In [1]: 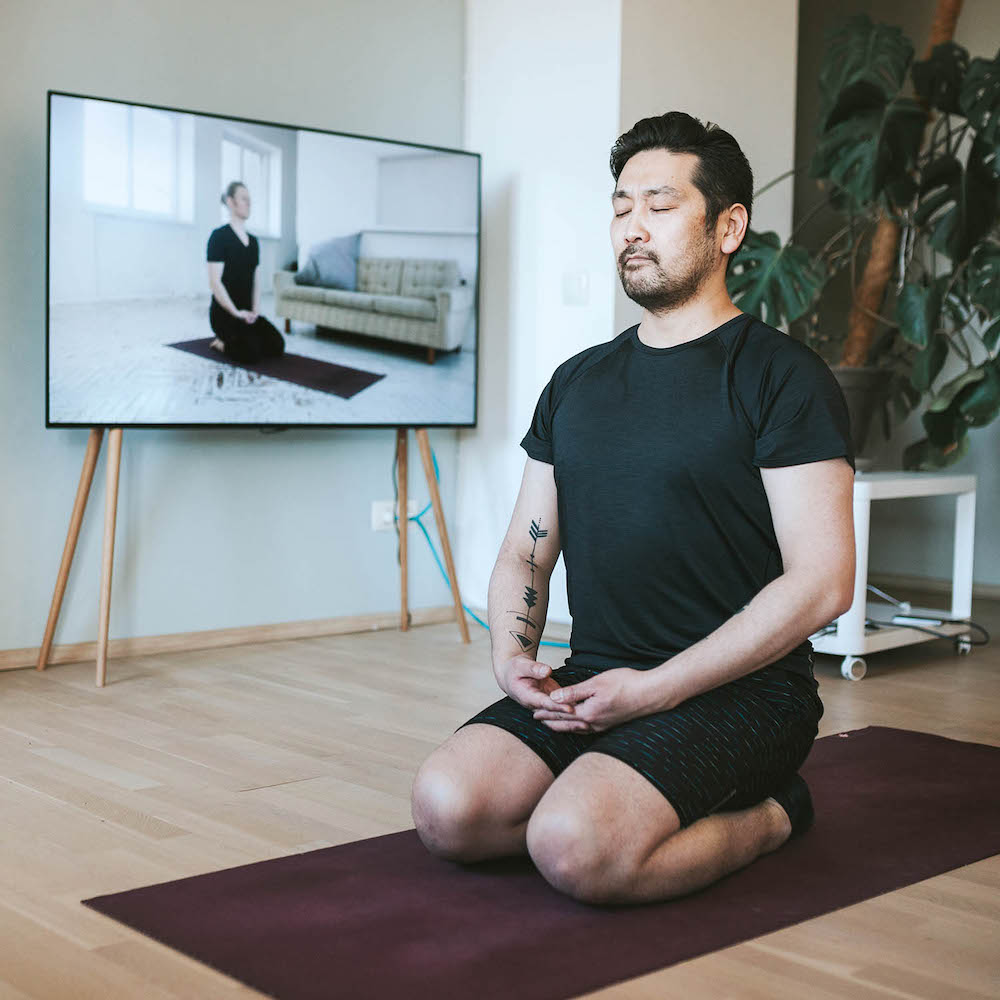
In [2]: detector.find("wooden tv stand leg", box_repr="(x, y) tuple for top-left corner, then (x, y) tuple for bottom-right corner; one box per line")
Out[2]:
(37, 428), (105, 671)
(397, 428), (409, 632)
(96, 428), (123, 687)
(415, 429), (469, 643)
(284, 318), (290, 333)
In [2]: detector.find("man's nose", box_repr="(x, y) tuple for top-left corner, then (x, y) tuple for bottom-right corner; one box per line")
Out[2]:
(625, 213), (649, 242)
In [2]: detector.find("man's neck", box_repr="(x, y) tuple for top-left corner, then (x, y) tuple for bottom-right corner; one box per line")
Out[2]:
(636, 284), (742, 350)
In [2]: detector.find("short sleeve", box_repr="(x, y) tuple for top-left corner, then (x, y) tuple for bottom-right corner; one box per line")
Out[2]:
(752, 343), (856, 472)
(519, 375), (558, 465)
(250, 236), (260, 268)
(206, 229), (225, 263)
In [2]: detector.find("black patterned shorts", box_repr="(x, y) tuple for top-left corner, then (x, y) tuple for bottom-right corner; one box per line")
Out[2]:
(455, 662), (824, 829)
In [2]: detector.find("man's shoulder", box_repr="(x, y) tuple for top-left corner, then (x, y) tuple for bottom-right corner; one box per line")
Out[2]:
(724, 314), (829, 370)
(549, 327), (633, 391)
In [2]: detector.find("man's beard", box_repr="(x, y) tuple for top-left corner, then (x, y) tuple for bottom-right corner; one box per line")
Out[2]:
(618, 235), (717, 313)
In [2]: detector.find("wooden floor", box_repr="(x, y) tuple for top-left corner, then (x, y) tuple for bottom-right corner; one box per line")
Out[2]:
(1, 590), (997, 999)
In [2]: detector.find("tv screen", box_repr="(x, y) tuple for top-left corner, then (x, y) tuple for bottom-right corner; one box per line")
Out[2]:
(46, 91), (480, 428)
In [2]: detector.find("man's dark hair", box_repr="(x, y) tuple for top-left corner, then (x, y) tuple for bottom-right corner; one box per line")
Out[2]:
(610, 112), (753, 271)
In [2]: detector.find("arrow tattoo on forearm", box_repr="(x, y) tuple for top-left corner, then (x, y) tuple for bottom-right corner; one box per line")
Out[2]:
(509, 518), (547, 652)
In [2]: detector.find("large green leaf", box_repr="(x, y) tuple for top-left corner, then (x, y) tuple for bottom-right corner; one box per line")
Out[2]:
(911, 42), (969, 114)
(956, 361), (1000, 426)
(967, 240), (1000, 314)
(923, 404), (969, 448)
(810, 94), (926, 212)
(912, 139), (1000, 261)
(960, 49), (1000, 146)
(902, 431), (970, 470)
(927, 367), (986, 412)
(982, 317), (1000, 352)
(912, 42), (969, 114)
(817, 14), (914, 130)
(725, 229), (827, 328)
(895, 279), (943, 348)
(909, 332), (949, 392)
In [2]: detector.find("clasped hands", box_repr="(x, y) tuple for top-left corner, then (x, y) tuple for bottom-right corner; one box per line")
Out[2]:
(535, 666), (654, 732)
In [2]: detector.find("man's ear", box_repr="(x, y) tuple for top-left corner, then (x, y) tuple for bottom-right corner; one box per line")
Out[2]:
(721, 204), (748, 257)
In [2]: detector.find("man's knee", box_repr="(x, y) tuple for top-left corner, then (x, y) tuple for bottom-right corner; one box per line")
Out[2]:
(526, 807), (620, 902)
(410, 759), (490, 862)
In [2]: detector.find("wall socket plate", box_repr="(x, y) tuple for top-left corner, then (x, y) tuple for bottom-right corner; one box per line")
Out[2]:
(371, 499), (420, 531)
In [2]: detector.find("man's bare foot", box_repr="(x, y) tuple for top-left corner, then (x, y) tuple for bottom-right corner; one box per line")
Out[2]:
(209, 338), (225, 353)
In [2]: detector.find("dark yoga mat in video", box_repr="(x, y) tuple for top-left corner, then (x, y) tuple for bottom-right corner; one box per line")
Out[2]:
(83, 727), (1000, 1000)
(168, 338), (385, 399)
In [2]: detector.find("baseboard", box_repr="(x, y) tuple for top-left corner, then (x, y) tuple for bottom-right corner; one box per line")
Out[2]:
(7, 574), (993, 674)
(1, 605), (460, 673)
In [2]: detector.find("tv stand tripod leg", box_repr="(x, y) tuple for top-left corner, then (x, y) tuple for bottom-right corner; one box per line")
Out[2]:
(415, 429), (469, 643)
(96, 428), (123, 687)
(37, 428), (105, 671)
(397, 428), (409, 631)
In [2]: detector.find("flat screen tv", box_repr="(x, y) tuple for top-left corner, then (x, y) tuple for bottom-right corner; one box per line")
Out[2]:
(46, 91), (480, 428)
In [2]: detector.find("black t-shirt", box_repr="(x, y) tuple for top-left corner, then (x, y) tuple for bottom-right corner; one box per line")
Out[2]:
(520, 313), (855, 680)
(206, 224), (259, 312)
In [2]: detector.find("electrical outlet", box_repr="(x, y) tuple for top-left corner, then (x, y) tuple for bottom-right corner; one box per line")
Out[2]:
(371, 499), (420, 531)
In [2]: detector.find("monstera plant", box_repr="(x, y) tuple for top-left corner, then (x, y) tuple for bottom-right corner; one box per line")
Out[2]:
(726, 13), (1000, 470)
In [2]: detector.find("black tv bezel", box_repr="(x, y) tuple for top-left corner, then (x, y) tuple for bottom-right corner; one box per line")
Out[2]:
(45, 89), (481, 431)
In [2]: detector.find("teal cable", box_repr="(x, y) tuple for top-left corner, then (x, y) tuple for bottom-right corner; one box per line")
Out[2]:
(392, 443), (570, 649)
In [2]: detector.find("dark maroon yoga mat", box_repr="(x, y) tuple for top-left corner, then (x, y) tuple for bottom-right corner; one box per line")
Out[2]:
(83, 727), (1000, 1000)
(168, 338), (385, 398)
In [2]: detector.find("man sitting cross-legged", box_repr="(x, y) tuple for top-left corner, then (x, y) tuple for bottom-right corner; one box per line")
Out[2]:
(410, 111), (856, 906)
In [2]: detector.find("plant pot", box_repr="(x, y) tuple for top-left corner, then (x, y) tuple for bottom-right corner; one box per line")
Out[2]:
(830, 365), (894, 471)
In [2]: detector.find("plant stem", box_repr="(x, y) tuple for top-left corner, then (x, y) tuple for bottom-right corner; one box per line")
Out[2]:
(753, 161), (811, 199)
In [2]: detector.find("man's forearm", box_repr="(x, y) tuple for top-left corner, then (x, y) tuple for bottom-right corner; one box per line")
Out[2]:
(639, 573), (849, 713)
(487, 549), (552, 672)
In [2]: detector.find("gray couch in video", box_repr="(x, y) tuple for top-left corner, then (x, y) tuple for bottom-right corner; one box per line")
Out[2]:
(274, 257), (474, 363)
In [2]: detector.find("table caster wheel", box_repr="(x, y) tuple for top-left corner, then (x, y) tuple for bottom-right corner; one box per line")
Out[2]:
(955, 635), (972, 655)
(841, 656), (867, 680)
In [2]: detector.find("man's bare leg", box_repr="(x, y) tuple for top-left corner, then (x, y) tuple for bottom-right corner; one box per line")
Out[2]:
(607, 798), (792, 904)
(526, 752), (796, 905)
(411, 723), (555, 863)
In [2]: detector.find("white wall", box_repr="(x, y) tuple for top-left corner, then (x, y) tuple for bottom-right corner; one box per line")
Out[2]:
(457, 0), (800, 626)
(458, 0), (624, 625)
(0, 0), (466, 652)
(377, 153), (478, 231)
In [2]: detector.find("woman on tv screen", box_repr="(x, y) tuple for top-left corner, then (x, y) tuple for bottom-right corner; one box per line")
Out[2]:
(206, 181), (285, 363)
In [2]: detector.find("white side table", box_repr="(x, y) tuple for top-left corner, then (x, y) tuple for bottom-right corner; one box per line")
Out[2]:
(809, 471), (977, 680)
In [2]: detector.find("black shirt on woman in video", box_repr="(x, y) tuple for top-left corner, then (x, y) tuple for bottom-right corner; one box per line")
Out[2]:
(520, 312), (855, 681)
(206, 223), (259, 319)
(205, 224), (284, 363)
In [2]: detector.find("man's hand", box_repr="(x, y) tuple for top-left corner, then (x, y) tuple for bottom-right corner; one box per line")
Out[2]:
(532, 668), (651, 733)
(495, 655), (569, 715)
